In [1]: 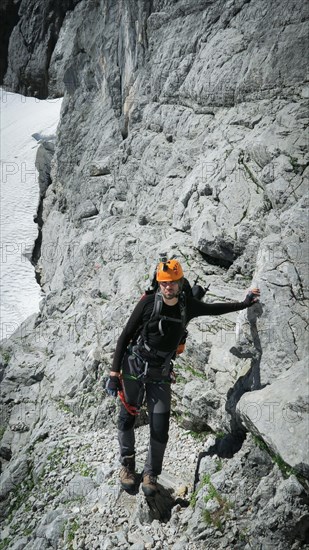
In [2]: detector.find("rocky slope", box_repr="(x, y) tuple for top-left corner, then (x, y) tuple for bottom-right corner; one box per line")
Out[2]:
(1, 0), (308, 548)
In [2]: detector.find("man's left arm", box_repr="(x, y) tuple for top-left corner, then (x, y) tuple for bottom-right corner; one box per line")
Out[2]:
(188, 288), (260, 318)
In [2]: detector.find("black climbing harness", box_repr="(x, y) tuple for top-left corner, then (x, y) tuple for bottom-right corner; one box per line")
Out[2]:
(141, 290), (187, 350)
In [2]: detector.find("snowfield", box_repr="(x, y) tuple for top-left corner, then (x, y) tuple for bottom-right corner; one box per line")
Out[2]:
(0, 89), (62, 340)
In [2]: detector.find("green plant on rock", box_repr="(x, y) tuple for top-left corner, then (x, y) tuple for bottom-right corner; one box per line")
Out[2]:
(252, 435), (297, 478)
(204, 495), (232, 532)
(273, 453), (296, 478)
(190, 473), (211, 508)
(98, 291), (109, 301)
(187, 430), (209, 441)
(190, 489), (197, 508)
(107, 477), (117, 486)
(184, 364), (207, 379)
(175, 362), (206, 379)
(47, 446), (66, 470)
(171, 409), (189, 422)
(252, 434), (268, 451)
(203, 509), (223, 531)
(239, 528), (250, 542)
(192, 473), (233, 532)
(288, 155), (301, 174)
(57, 400), (71, 414)
(7, 476), (35, 521)
(72, 461), (95, 477)
(173, 371), (186, 384)
(64, 519), (79, 550)
(0, 349), (11, 365)
(9, 523), (20, 535)
(203, 479), (218, 503)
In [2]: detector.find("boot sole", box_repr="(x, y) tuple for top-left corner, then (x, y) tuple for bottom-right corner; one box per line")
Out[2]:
(142, 485), (157, 497)
(120, 481), (136, 490)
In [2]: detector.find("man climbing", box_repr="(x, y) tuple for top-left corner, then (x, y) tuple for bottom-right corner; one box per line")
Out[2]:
(106, 258), (260, 497)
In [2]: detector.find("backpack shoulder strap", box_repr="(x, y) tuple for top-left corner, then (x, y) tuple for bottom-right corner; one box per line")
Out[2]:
(178, 291), (187, 328)
(141, 290), (188, 345)
(151, 290), (187, 326)
(139, 291), (163, 344)
(150, 291), (163, 320)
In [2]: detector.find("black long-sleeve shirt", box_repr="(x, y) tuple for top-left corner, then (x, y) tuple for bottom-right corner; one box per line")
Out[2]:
(112, 294), (248, 372)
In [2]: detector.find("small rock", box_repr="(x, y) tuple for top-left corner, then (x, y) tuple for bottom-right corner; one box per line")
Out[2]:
(130, 543), (145, 550)
(175, 485), (188, 498)
(137, 215), (148, 225)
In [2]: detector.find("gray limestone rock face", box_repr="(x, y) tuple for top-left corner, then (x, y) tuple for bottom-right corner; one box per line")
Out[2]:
(0, 0), (20, 82)
(181, 380), (222, 432)
(0, 454), (29, 501)
(237, 360), (309, 478)
(35, 508), (68, 548)
(1, 0), (308, 548)
(2, 0), (80, 98)
(35, 139), (55, 197)
(8, 537), (30, 550)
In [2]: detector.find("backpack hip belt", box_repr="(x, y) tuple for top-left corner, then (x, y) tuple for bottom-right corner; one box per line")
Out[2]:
(132, 340), (174, 372)
(126, 343), (173, 382)
(139, 338), (173, 359)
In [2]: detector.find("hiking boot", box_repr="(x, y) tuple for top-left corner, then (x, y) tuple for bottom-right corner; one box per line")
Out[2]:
(142, 474), (157, 497)
(119, 455), (136, 490)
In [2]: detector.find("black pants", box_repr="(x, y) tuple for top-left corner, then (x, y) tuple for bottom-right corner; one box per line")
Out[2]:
(117, 349), (171, 476)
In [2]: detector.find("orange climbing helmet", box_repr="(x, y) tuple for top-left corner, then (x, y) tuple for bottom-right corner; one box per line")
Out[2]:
(156, 259), (184, 282)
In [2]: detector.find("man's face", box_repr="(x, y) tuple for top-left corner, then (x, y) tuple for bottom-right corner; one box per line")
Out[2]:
(159, 280), (180, 301)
